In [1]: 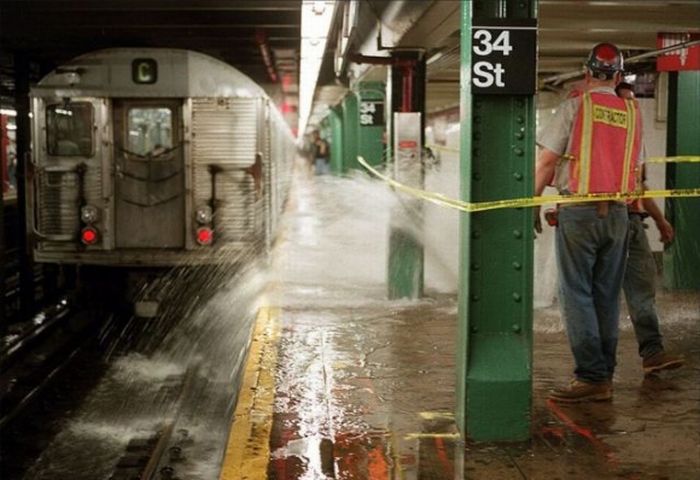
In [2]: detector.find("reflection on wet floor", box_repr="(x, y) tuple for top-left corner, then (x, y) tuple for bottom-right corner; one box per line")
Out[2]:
(263, 168), (700, 479)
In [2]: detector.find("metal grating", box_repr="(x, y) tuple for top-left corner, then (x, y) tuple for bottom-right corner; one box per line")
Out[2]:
(192, 98), (258, 165)
(37, 163), (102, 240)
(38, 170), (79, 236)
(191, 97), (263, 245)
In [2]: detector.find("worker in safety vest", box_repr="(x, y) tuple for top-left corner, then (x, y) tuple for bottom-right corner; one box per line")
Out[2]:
(615, 82), (684, 375)
(535, 43), (642, 403)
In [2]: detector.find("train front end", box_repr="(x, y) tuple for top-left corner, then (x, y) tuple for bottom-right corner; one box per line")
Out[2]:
(28, 49), (292, 270)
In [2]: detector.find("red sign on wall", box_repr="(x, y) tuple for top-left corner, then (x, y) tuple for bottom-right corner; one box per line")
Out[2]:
(656, 33), (700, 71)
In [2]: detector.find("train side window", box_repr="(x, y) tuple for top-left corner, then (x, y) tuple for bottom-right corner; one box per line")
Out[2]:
(127, 108), (173, 156)
(46, 102), (94, 157)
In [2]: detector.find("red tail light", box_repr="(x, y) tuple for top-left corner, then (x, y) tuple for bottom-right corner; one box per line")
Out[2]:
(196, 227), (214, 246)
(81, 226), (99, 245)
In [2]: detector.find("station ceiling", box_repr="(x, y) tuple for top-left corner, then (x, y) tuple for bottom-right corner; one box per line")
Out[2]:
(0, 0), (302, 111)
(342, 0), (700, 113)
(1, 0), (699, 123)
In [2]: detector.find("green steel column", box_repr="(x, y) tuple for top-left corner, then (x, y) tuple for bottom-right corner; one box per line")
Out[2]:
(320, 117), (332, 155)
(341, 93), (358, 174)
(356, 81), (386, 168)
(457, 0), (536, 441)
(663, 71), (700, 289)
(388, 52), (426, 300)
(329, 106), (344, 174)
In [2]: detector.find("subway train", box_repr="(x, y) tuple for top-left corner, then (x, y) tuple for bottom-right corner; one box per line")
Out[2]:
(27, 48), (295, 311)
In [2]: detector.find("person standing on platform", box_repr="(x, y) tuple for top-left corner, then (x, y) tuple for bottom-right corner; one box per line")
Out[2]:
(615, 82), (685, 375)
(535, 43), (642, 403)
(311, 130), (330, 175)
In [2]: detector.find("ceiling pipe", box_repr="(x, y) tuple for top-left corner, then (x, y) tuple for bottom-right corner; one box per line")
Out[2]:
(349, 1), (432, 81)
(347, 53), (419, 67)
(255, 28), (278, 83)
(541, 38), (700, 86)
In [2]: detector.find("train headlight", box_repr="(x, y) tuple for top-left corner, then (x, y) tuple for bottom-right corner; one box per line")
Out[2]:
(81, 226), (99, 245)
(196, 227), (214, 246)
(195, 206), (213, 225)
(80, 205), (99, 224)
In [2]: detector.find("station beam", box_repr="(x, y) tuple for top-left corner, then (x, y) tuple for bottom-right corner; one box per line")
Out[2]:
(14, 53), (35, 319)
(457, 0), (537, 442)
(663, 71), (700, 290)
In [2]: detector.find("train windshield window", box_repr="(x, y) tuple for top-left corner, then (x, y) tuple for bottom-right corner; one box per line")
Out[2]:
(127, 108), (173, 156)
(46, 102), (94, 156)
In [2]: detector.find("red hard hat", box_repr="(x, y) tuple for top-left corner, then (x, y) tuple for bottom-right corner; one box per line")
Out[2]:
(586, 43), (624, 79)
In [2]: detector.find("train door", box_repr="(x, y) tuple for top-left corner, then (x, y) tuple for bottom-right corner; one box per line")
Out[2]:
(113, 99), (184, 248)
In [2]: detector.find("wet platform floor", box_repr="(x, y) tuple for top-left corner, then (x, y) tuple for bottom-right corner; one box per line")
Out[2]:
(260, 298), (699, 480)
(231, 170), (700, 480)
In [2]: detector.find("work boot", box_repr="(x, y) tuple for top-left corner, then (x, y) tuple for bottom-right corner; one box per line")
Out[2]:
(548, 379), (612, 403)
(643, 351), (685, 375)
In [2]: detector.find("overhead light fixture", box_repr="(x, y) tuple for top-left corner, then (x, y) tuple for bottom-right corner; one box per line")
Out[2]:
(426, 51), (444, 65)
(298, 0), (337, 137)
(313, 1), (326, 14)
(0, 108), (17, 117)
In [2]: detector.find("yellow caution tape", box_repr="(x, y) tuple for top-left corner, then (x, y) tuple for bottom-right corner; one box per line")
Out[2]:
(357, 156), (700, 213)
(426, 144), (700, 164)
(559, 153), (700, 164)
(419, 411), (455, 420)
(646, 156), (700, 163)
(427, 144), (459, 154)
(404, 432), (462, 440)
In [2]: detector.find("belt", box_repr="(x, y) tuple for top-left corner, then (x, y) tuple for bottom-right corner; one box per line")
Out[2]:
(559, 200), (626, 209)
(628, 211), (650, 219)
(559, 200), (626, 218)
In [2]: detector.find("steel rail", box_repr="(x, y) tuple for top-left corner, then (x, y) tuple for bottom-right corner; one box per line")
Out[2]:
(140, 364), (198, 480)
(0, 344), (82, 430)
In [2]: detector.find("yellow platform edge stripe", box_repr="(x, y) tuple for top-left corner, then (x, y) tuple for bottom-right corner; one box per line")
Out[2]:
(220, 306), (280, 480)
(426, 144), (700, 164)
(403, 432), (462, 440)
(357, 156), (700, 213)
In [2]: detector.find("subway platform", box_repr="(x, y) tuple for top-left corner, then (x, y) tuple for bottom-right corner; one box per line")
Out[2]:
(220, 165), (700, 480)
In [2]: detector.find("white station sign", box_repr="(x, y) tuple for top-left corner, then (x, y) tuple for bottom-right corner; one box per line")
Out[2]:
(471, 19), (537, 95)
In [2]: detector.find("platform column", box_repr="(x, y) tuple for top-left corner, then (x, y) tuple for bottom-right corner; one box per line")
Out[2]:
(319, 116), (332, 172)
(14, 53), (35, 320)
(356, 81), (386, 168)
(1, 114), (7, 325)
(341, 93), (358, 174)
(329, 106), (344, 174)
(387, 52), (425, 299)
(457, 0), (537, 441)
(663, 71), (700, 290)
(0, 149), (4, 325)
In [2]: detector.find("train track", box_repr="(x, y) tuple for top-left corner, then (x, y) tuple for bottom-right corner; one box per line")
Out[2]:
(0, 299), (88, 430)
(1, 279), (248, 479)
(0, 301), (111, 479)
(110, 365), (200, 480)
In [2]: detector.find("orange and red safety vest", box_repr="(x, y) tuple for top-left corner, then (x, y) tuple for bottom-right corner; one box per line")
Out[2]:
(565, 92), (642, 195)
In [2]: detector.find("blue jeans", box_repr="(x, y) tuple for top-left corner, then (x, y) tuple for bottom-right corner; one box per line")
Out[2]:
(556, 204), (630, 383)
(623, 215), (664, 359)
